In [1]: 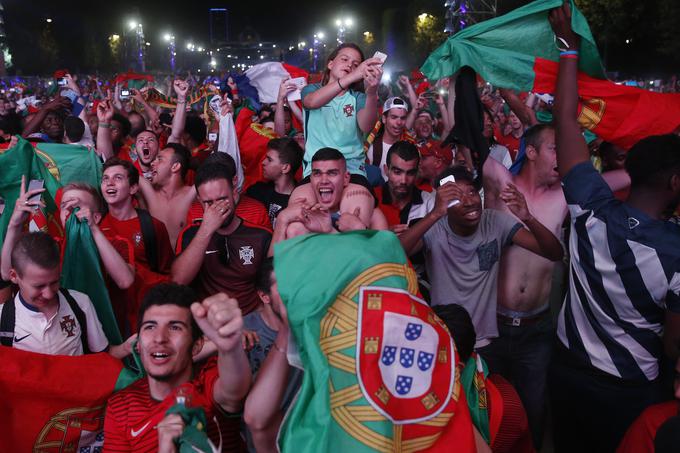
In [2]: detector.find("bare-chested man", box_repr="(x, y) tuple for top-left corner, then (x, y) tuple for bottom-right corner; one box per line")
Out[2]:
(482, 123), (630, 447)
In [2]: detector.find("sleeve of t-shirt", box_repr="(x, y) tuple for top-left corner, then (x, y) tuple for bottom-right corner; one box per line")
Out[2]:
(421, 218), (441, 253)
(486, 209), (523, 248)
(301, 83), (320, 104)
(562, 161), (615, 217)
(73, 290), (110, 353)
(176, 225), (200, 255)
(152, 217), (175, 274)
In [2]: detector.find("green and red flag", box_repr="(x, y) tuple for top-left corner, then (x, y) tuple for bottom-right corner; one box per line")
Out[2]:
(421, 0), (680, 149)
(0, 347), (129, 452)
(34, 142), (103, 188)
(274, 231), (475, 452)
(235, 102), (278, 190)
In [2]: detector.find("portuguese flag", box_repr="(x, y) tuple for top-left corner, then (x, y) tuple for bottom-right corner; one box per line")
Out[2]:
(0, 348), (129, 452)
(235, 102), (278, 190)
(421, 0), (680, 150)
(274, 231), (475, 452)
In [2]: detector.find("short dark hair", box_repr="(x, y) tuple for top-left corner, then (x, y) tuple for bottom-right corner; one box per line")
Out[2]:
(625, 134), (680, 189)
(102, 157), (140, 186)
(11, 232), (60, 276)
(386, 141), (420, 168)
(432, 304), (475, 363)
(137, 283), (202, 342)
(195, 161), (234, 190)
(268, 137), (303, 174)
(523, 123), (553, 151)
(433, 165), (476, 188)
(184, 115), (207, 145)
(255, 257), (274, 294)
(203, 152), (237, 180)
(416, 109), (435, 122)
(163, 143), (191, 179)
(111, 113), (131, 138)
(64, 116), (85, 142)
(311, 147), (345, 163)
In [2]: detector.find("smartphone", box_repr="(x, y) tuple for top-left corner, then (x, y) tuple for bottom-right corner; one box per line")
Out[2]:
(287, 77), (307, 102)
(57, 77), (68, 87)
(120, 89), (131, 99)
(439, 175), (460, 207)
(373, 51), (387, 64)
(289, 77), (307, 89)
(27, 179), (44, 209)
(208, 132), (218, 142)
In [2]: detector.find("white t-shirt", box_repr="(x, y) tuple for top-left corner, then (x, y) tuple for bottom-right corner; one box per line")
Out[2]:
(0, 289), (109, 356)
(367, 141), (395, 181)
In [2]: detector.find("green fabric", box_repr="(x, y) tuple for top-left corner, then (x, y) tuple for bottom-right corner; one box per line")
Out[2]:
(420, 0), (604, 91)
(460, 354), (490, 443)
(274, 230), (412, 452)
(535, 110), (554, 124)
(127, 79), (148, 91)
(166, 403), (214, 453)
(35, 143), (103, 187)
(113, 338), (145, 391)
(61, 211), (122, 345)
(0, 137), (61, 247)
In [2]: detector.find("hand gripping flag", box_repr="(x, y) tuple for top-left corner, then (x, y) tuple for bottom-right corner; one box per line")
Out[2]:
(421, 0), (680, 150)
(274, 230), (475, 452)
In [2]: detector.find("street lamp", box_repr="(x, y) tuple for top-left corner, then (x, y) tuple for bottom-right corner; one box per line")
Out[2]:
(313, 32), (326, 72)
(163, 33), (176, 72)
(128, 20), (138, 31)
(335, 17), (353, 44)
(46, 18), (52, 23)
(127, 20), (145, 72)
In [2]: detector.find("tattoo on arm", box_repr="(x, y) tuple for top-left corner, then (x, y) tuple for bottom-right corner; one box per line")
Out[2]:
(345, 189), (372, 198)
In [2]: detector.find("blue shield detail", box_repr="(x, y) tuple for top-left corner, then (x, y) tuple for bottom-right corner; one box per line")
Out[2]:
(395, 375), (413, 395)
(381, 346), (397, 366)
(417, 351), (434, 371)
(400, 347), (415, 368)
(404, 322), (422, 341)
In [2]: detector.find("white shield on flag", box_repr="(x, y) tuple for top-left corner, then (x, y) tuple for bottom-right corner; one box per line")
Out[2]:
(378, 312), (438, 398)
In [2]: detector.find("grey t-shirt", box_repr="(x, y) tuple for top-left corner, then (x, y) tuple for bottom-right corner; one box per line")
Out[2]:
(422, 209), (522, 348)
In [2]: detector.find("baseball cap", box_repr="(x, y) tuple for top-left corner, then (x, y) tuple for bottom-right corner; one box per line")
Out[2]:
(383, 96), (409, 114)
(419, 140), (453, 165)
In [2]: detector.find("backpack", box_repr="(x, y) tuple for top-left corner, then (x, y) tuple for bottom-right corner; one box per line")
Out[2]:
(0, 288), (90, 354)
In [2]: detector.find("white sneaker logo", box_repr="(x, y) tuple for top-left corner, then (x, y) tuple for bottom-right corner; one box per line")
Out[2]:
(130, 421), (151, 438)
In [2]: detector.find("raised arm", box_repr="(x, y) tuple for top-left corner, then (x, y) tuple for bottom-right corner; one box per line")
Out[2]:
(191, 293), (251, 413)
(550, 3), (588, 178)
(502, 183), (563, 261)
(95, 100), (115, 160)
(399, 183), (457, 255)
(131, 88), (159, 125)
(303, 57), (382, 110)
(167, 80), (189, 144)
(275, 78), (296, 137)
(398, 75), (419, 130)
(357, 61), (382, 133)
(22, 97), (71, 138)
(171, 199), (230, 284)
(499, 88), (538, 127)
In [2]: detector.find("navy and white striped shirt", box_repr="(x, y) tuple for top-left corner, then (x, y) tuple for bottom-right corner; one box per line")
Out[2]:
(557, 162), (680, 382)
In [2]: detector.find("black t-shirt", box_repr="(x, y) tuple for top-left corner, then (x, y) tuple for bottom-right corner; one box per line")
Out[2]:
(176, 221), (272, 315)
(246, 181), (291, 227)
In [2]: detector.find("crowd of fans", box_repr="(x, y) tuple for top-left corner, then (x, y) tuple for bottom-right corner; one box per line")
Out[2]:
(0, 5), (679, 452)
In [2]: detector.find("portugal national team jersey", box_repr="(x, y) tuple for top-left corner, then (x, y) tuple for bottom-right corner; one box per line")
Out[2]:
(103, 359), (242, 452)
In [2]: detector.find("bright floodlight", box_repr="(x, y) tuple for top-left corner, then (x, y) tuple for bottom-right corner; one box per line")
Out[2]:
(46, 18), (53, 23)
(344, 18), (353, 27)
(335, 19), (342, 27)
(128, 21), (138, 30)
(187, 42), (192, 49)
(163, 33), (171, 42)
(210, 59), (217, 67)
(317, 31), (325, 40)
(382, 71), (391, 83)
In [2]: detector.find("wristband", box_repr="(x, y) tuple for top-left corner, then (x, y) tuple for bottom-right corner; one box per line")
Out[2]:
(560, 54), (579, 60)
(337, 79), (346, 91)
(176, 99), (186, 104)
(98, 122), (111, 128)
(560, 50), (579, 56)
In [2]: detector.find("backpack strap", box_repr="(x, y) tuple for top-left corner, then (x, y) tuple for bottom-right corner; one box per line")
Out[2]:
(136, 208), (159, 273)
(0, 298), (16, 347)
(59, 288), (90, 354)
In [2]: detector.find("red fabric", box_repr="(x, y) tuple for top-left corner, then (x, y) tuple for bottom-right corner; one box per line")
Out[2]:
(281, 63), (309, 82)
(112, 71), (154, 85)
(495, 133), (521, 161)
(239, 124), (278, 191)
(184, 196), (272, 234)
(617, 400), (680, 453)
(0, 348), (123, 452)
(533, 57), (680, 150)
(488, 374), (535, 453)
(373, 185), (401, 227)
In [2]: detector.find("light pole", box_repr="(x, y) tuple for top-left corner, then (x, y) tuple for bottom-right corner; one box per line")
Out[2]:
(128, 20), (146, 72)
(312, 31), (325, 72)
(335, 17), (353, 44)
(163, 33), (176, 72)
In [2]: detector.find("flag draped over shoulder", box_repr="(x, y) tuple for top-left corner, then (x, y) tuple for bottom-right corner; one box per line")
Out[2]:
(0, 347), (125, 452)
(62, 213), (123, 345)
(274, 231), (475, 452)
(421, 0), (680, 149)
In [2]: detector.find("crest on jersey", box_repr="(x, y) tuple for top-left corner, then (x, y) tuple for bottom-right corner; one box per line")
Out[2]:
(356, 286), (455, 424)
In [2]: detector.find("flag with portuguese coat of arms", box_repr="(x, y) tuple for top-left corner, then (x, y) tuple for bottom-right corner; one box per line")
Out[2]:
(274, 230), (475, 452)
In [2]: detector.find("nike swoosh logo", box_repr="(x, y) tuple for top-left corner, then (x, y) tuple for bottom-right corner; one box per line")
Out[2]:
(205, 250), (219, 254)
(130, 421), (151, 437)
(14, 334), (31, 343)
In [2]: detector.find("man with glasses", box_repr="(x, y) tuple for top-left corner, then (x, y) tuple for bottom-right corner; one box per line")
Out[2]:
(172, 162), (271, 316)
